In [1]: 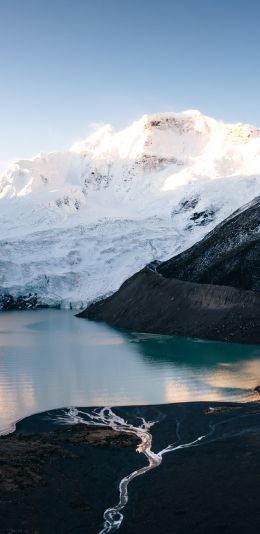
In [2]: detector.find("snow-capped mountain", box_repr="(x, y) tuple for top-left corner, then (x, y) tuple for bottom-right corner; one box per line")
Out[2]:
(0, 110), (260, 308)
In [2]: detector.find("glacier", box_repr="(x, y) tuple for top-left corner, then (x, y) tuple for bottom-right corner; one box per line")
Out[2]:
(0, 109), (260, 308)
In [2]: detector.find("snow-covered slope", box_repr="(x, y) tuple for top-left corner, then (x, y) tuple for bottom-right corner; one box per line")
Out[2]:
(0, 110), (260, 308)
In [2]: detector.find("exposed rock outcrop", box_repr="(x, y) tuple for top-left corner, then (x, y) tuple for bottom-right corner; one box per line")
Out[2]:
(0, 293), (48, 311)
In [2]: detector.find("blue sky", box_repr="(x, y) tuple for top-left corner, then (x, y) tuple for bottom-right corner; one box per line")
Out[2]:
(1, 0), (260, 169)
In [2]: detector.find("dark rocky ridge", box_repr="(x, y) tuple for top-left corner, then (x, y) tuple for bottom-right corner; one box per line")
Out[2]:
(159, 196), (260, 291)
(78, 198), (260, 343)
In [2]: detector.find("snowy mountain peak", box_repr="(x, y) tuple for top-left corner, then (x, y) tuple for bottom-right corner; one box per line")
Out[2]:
(1, 110), (260, 203)
(71, 110), (213, 161)
(0, 110), (259, 308)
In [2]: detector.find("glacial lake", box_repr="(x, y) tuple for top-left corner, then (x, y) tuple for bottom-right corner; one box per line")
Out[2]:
(0, 309), (260, 432)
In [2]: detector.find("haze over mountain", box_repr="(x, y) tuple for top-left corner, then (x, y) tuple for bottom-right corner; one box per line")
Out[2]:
(0, 110), (260, 308)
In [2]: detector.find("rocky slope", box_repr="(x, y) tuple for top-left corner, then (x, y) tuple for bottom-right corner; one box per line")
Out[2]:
(1, 110), (260, 308)
(158, 196), (260, 291)
(79, 199), (260, 343)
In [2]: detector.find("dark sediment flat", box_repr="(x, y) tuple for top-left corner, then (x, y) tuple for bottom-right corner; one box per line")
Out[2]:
(78, 269), (260, 343)
(0, 401), (260, 534)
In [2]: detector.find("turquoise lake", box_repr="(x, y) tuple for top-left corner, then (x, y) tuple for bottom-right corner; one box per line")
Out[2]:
(0, 309), (259, 432)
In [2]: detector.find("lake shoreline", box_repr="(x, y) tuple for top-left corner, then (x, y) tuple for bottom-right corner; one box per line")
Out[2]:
(78, 269), (260, 344)
(2, 309), (259, 435)
(1, 400), (260, 533)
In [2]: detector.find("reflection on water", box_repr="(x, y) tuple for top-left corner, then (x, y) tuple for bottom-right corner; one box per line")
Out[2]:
(0, 310), (259, 431)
